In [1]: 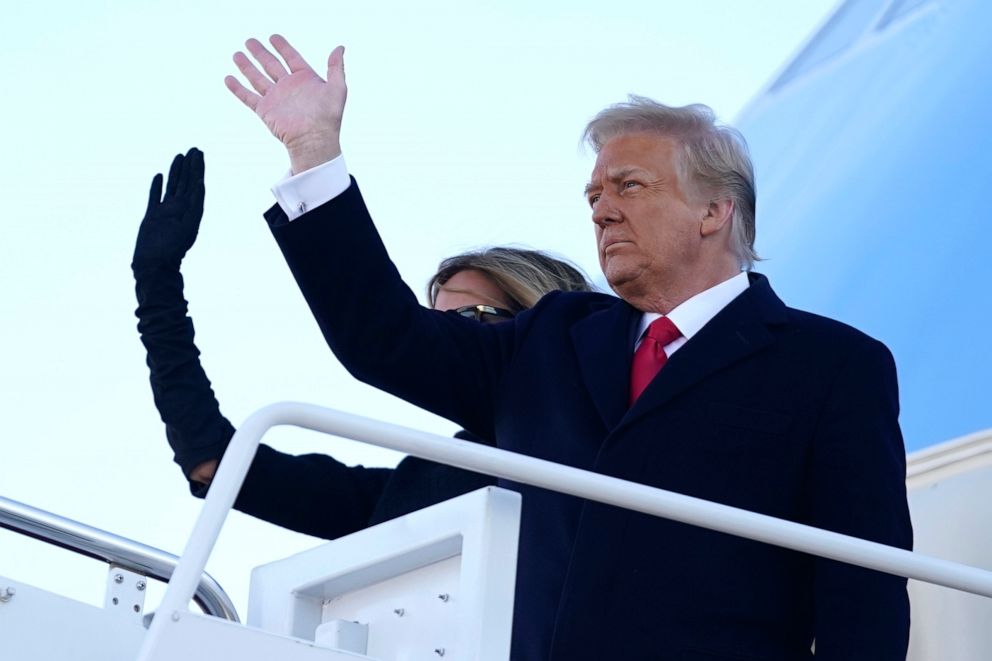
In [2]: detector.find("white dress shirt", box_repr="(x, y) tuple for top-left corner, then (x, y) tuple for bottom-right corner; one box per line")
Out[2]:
(633, 271), (750, 356)
(272, 155), (351, 221)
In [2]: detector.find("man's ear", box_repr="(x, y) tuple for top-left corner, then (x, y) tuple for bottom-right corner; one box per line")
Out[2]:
(700, 197), (734, 237)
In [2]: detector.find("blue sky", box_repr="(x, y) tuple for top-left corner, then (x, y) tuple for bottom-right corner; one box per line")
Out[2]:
(1, 0), (836, 617)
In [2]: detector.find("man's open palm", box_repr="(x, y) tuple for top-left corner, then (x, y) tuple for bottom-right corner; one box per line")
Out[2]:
(225, 34), (347, 173)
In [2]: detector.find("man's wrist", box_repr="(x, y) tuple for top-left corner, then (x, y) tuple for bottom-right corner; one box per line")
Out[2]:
(287, 134), (342, 175)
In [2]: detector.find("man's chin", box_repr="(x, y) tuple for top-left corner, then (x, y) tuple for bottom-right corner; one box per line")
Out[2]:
(605, 271), (638, 298)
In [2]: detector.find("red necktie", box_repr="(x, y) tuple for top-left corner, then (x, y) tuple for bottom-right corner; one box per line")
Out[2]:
(629, 316), (681, 406)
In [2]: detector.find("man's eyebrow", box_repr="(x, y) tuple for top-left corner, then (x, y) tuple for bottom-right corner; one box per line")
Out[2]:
(610, 166), (650, 182)
(584, 167), (651, 196)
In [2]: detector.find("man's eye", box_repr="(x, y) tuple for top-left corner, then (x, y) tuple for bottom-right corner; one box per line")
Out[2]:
(588, 194), (600, 206)
(623, 181), (640, 190)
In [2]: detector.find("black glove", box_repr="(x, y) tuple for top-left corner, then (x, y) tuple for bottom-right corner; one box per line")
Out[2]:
(132, 148), (205, 274)
(133, 148), (235, 481)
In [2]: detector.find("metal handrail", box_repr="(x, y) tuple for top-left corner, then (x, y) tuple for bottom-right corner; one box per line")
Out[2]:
(138, 401), (992, 659)
(0, 494), (239, 622)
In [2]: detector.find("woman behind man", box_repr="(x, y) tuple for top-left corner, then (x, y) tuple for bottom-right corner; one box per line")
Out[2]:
(132, 148), (593, 538)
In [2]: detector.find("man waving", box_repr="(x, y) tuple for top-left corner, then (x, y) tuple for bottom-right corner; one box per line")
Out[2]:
(225, 35), (911, 661)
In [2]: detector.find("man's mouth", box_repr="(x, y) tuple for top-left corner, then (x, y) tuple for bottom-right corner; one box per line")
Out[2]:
(602, 239), (632, 252)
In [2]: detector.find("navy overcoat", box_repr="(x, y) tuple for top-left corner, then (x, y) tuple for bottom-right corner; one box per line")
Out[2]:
(265, 180), (911, 661)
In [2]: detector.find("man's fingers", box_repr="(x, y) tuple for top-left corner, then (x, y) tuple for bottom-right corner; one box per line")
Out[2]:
(233, 51), (272, 95)
(326, 45), (346, 85)
(245, 37), (289, 82)
(224, 75), (261, 111)
(270, 34), (315, 75)
(164, 153), (184, 198)
(146, 173), (163, 216)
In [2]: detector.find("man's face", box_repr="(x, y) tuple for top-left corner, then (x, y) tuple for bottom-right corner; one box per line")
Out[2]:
(585, 132), (711, 303)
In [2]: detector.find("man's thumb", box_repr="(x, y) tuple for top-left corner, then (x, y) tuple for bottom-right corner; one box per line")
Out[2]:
(327, 45), (346, 82)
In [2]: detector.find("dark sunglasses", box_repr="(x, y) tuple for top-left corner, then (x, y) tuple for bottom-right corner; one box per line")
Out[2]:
(455, 304), (516, 323)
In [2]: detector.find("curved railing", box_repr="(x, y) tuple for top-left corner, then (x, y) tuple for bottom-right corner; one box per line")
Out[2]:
(0, 494), (239, 622)
(138, 401), (992, 659)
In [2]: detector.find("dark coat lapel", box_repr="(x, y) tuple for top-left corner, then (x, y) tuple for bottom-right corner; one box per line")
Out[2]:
(569, 297), (640, 430)
(621, 274), (789, 428)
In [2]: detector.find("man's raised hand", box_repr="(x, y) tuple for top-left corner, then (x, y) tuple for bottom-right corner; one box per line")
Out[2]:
(225, 35), (347, 174)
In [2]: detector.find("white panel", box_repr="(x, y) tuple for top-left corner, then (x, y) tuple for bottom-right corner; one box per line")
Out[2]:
(315, 619), (370, 655)
(0, 576), (145, 661)
(321, 556), (460, 660)
(248, 486), (521, 661)
(907, 434), (992, 661)
(103, 565), (147, 620)
(141, 611), (368, 661)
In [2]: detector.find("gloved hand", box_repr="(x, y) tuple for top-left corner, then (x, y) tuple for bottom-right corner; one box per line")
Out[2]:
(132, 147), (235, 483)
(132, 147), (205, 274)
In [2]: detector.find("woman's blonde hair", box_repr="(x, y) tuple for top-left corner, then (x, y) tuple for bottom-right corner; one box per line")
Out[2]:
(427, 247), (594, 312)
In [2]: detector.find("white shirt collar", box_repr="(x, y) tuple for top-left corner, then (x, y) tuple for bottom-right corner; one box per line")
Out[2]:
(635, 271), (750, 354)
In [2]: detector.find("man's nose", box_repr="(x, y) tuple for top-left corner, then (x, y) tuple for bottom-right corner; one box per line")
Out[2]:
(592, 194), (621, 227)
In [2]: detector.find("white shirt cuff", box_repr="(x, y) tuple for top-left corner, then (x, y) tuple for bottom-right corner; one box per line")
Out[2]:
(271, 155), (350, 221)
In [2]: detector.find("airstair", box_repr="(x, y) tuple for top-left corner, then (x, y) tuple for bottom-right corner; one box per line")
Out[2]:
(2, 402), (991, 660)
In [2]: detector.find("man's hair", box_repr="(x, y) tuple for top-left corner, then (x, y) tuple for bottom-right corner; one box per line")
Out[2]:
(583, 95), (759, 270)
(427, 247), (595, 312)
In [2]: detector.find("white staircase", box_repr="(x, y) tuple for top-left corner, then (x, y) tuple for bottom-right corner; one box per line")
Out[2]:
(4, 403), (992, 660)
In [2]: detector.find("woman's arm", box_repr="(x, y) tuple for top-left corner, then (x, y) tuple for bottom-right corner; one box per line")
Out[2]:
(132, 148), (233, 481)
(132, 149), (392, 538)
